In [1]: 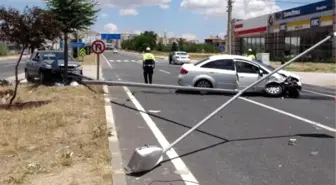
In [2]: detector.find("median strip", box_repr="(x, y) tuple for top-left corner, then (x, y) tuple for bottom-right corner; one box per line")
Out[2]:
(0, 63), (114, 185)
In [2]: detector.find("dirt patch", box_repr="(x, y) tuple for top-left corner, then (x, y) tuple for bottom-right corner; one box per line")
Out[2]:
(0, 84), (112, 185)
(270, 61), (336, 73)
(77, 54), (96, 65)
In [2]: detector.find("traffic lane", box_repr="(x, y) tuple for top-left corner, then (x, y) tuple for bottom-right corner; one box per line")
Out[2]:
(106, 59), (335, 185)
(143, 63), (336, 129)
(106, 85), (186, 185)
(104, 51), (172, 65)
(302, 84), (336, 96)
(246, 92), (336, 128)
(102, 56), (178, 85)
(0, 60), (26, 79)
(115, 85), (335, 185)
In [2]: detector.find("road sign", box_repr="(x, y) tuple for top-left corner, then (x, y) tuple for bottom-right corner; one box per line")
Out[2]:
(79, 48), (86, 56)
(71, 42), (85, 48)
(92, 40), (106, 54)
(101, 33), (121, 40)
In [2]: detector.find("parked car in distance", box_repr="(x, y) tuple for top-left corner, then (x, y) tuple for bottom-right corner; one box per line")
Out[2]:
(24, 50), (83, 84)
(178, 54), (302, 97)
(169, 51), (190, 65)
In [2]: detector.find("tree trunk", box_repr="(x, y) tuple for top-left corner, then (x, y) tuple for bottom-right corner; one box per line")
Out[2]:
(63, 33), (69, 81)
(30, 47), (35, 54)
(8, 47), (25, 107)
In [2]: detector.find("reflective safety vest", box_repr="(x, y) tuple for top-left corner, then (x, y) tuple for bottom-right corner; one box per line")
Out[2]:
(143, 53), (156, 68)
(143, 53), (156, 61)
(247, 54), (256, 60)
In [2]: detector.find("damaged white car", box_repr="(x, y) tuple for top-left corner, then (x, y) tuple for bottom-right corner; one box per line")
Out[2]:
(178, 55), (302, 98)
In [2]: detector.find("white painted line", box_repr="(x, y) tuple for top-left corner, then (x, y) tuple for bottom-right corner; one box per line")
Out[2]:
(138, 60), (142, 62)
(109, 60), (114, 62)
(123, 87), (199, 185)
(4, 64), (15, 67)
(159, 69), (171, 74)
(117, 60), (121, 62)
(102, 55), (112, 68)
(240, 97), (336, 132)
(303, 89), (335, 98)
(131, 60), (135, 62)
(124, 60), (129, 62)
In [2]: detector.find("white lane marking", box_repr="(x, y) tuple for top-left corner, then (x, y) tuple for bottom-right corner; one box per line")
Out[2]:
(303, 89), (335, 98)
(109, 60), (114, 62)
(101, 54), (199, 184)
(159, 69), (171, 74)
(102, 55), (112, 68)
(116, 60), (121, 62)
(4, 64), (16, 67)
(240, 97), (336, 132)
(138, 60), (142, 62)
(124, 60), (129, 62)
(131, 60), (135, 62)
(123, 87), (199, 185)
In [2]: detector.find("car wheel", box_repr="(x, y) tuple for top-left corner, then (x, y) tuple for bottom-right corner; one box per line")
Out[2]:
(39, 70), (46, 84)
(265, 83), (283, 97)
(25, 69), (34, 82)
(195, 79), (213, 95)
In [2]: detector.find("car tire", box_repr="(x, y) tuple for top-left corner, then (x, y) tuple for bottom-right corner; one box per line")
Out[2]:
(195, 79), (213, 95)
(39, 70), (46, 84)
(264, 83), (283, 97)
(25, 69), (34, 82)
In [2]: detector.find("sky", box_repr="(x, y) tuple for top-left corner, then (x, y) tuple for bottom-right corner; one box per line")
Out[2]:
(1, 0), (321, 41)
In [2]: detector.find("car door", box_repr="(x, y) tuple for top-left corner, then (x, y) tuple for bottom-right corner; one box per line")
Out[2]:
(200, 59), (237, 89)
(234, 60), (262, 91)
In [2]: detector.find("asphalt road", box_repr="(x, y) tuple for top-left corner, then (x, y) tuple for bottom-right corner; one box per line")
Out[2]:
(101, 51), (336, 185)
(0, 58), (27, 80)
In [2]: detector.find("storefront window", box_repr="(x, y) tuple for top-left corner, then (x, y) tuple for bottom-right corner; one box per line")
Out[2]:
(260, 37), (265, 51)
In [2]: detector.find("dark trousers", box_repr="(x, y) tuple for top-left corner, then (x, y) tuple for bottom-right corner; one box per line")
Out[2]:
(143, 67), (153, 84)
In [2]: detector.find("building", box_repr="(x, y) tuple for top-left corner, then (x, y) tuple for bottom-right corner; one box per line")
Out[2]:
(205, 36), (226, 47)
(232, 0), (335, 62)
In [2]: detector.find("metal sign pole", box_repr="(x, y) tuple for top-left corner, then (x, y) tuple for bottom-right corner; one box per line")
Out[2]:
(97, 54), (100, 80)
(161, 33), (334, 154)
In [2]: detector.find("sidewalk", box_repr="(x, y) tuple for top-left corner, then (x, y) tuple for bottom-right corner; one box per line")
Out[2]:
(293, 72), (336, 89)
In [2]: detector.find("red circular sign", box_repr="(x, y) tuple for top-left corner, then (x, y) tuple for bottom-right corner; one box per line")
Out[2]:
(92, 40), (106, 54)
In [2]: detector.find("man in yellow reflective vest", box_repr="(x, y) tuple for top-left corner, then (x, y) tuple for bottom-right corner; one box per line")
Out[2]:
(142, 47), (156, 84)
(247, 48), (256, 60)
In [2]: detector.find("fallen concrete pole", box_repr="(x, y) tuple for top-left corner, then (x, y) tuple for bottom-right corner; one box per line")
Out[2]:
(82, 80), (238, 94)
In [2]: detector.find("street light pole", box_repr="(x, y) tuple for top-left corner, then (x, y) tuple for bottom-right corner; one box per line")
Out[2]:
(226, 0), (233, 54)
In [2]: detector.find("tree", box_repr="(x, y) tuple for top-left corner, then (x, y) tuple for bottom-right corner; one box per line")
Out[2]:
(45, 0), (99, 80)
(157, 41), (164, 51)
(171, 42), (178, 52)
(0, 6), (61, 106)
(177, 38), (185, 51)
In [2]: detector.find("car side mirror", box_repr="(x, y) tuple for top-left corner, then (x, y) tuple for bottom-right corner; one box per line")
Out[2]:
(258, 69), (264, 76)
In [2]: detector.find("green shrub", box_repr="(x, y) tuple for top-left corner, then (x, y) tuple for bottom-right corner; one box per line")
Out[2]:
(0, 44), (9, 56)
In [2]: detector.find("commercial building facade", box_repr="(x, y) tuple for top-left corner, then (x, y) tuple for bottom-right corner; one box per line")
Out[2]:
(232, 0), (335, 62)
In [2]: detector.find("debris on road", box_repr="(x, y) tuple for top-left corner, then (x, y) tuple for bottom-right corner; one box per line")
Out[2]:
(310, 151), (319, 156)
(148, 110), (161, 113)
(288, 138), (297, 145)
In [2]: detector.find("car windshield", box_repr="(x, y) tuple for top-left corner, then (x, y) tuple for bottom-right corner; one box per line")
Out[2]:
(253, 59), (275, 71)
(41, 52), (74, 61)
